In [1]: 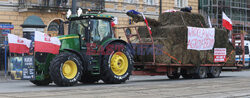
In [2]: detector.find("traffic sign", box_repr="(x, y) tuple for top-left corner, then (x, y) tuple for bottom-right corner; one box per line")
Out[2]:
(0, 24), (14, 30)
(2, 30), (10, 35)
(3, 41), (8, 45)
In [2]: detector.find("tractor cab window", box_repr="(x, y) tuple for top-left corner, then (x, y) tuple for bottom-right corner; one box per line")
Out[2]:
(70, 19), (88, 37)
(89, 19), (112, 43)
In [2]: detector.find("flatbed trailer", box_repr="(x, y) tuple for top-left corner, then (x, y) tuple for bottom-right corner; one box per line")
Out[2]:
(116, 26), (244, 79)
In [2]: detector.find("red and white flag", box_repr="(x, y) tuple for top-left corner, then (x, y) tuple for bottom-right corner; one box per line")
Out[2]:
(141, 13), (153, 35)
(208, 16), (212, 28)
(34, 31), (61, 54)
(222, 12), (233, 31)
(8, 34), (31, 54)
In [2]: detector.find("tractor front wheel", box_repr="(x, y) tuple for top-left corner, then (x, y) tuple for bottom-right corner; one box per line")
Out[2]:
(49, 52), (83, 86)
(101, 43), (133, 84)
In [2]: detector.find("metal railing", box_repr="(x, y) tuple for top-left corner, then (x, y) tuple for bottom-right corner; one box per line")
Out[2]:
(18, 0), (70, 8)
(18, 0), (105, 11)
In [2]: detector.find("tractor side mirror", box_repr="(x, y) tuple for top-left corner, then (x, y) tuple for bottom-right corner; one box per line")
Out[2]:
(58, 22), (65, 35)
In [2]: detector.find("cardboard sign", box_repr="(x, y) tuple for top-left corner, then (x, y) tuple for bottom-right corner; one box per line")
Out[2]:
(214, 48), (227, 62)
(187, 27), (215, 50)
(10, 56), (35, 80)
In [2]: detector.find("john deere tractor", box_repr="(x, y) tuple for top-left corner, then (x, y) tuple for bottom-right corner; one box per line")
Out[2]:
(31, 13), (134, 86)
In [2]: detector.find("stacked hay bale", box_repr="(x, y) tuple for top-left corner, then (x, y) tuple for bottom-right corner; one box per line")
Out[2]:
(130, 12), (235, 65)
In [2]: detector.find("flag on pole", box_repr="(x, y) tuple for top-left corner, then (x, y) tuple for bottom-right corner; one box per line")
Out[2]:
(141, 13), (153, 35)
(8, 34), (31, 53)
(222, 12), (233, 31)
(34, 31), (61, 54)
(127, 10), (153, 35)
(208, 16), (212, 28)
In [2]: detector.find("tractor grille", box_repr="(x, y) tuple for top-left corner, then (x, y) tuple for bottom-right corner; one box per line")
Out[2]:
(35, 52), (48, 63)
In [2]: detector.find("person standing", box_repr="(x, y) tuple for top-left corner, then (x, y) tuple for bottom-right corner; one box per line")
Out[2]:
(57, 0), (61, 7)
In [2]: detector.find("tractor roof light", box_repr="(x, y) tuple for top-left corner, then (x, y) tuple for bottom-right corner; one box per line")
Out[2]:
(77, 8), (83, 17)
(66, 9), (72, 18)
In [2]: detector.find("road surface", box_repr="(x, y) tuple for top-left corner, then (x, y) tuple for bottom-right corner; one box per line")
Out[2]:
(0, 71), (250, 98)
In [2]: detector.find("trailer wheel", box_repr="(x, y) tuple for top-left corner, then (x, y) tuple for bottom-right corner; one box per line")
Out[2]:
(193, 67), (207, 79)
(167, 73), (180, 79)
(101, 43), (133, 84)
(50, 52), (83, 86)
(30, 78), (51, 86)
(207, 67), (221, 78)
(181, 69), (193, 79)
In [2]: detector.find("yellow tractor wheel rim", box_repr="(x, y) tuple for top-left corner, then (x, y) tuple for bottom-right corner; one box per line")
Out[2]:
(110, 52), (128, 76)
(62, 60), (78, 79)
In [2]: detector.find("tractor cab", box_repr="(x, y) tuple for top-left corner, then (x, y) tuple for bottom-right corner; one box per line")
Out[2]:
(67, 14), (114, 49)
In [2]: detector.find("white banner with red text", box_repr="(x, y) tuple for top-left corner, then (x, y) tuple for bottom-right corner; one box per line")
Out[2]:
(187, 27), (215, 50)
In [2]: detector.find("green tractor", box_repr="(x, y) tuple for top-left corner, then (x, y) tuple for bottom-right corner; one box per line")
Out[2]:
(31, 14), (134, 86)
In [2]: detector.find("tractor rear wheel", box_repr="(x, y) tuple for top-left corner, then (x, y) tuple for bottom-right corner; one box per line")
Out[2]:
(30, 78), (51, 86)
(49, 52), (83, 86)
(101, 43), (133, 84)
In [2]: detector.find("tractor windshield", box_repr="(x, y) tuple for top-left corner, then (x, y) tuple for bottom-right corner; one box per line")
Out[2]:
(89, 19), (112, 43)
(69, 19), (88, 36)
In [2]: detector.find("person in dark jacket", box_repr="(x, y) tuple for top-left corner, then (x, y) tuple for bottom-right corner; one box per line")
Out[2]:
(180, 6), (192, 12)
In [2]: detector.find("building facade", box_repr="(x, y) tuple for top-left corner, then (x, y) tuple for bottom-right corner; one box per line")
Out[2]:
(0, 0), (198, 71)
(199, 0), (250, 34)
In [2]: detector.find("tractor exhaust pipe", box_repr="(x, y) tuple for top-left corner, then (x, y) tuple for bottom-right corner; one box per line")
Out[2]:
(72, 0), (77, 14)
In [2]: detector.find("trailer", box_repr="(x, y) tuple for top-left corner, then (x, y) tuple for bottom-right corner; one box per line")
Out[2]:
(115, 26), (244, 79)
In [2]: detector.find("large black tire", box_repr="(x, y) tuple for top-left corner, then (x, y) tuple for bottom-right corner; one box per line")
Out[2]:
(193, 67), (207, 79)
(181, 69), (193, 79)
(30, 78), (51, 86)
(207, 67), (221, 78)
(101, 43), (133, 84)
(49, 52), (83, 86)
(167, 73), (180, 79)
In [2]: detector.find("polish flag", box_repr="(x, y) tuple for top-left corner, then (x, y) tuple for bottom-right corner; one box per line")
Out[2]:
(222, 12), (233, 31)
(141, 13), (153, 35)
(8, 34), (31, 54)
(208, 16), (212, 28)
(34, 31), (61, 54)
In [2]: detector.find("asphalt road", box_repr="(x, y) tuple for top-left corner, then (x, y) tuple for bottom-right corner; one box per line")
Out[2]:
(0, 71), (250, 98)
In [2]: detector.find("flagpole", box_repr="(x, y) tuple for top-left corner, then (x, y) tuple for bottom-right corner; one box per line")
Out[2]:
(141, 13), (155, 64)
(4, 36), (7, 78)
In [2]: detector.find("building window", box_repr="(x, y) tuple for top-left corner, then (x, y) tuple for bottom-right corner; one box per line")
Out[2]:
(175, 0), (188, 8)
(124, 0), (136, 3)
(105, 0), (116, 1)
(145, 0), (155, 5)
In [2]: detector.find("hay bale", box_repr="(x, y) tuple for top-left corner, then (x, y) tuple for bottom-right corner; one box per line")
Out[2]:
(136, 25), (235, 65)
(132, 11), (235, 65)
(159, 12), (208, 27)
(126, 11), (160, 27)
(154, 38), (171, 64)
(199, 51), (207, 64)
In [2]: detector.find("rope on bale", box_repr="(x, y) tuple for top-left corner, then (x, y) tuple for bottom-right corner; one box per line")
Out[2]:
(158, 48), (182, 64)
(223, 50), (235, 66)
